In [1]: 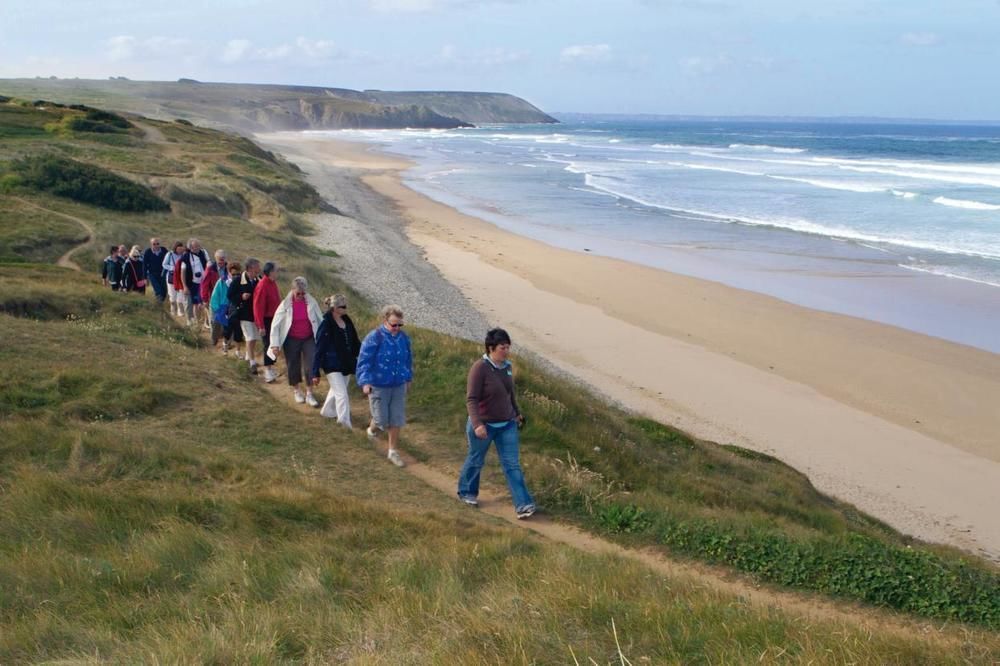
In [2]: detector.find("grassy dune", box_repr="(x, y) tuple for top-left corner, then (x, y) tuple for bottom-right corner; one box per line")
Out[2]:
(0, 97), (998, 662)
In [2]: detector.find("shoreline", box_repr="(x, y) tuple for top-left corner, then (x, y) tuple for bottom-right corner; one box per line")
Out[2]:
(257, 132), (1000, 561)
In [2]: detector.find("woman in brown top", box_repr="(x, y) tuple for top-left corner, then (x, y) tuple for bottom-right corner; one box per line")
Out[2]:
(456, 328), (535, 518)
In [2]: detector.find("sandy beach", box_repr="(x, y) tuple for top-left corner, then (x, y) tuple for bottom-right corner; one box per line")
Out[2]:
(258, 132), (1000, 562)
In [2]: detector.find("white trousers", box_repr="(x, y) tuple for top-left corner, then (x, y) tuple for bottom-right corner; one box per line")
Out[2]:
(321, 372), (352, 428)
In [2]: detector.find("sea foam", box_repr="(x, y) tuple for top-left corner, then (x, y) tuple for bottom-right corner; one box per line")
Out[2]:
(932, 196), (1000, 211)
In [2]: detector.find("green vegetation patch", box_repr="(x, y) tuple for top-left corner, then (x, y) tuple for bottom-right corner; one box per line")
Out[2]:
(9, 155), (169, 212)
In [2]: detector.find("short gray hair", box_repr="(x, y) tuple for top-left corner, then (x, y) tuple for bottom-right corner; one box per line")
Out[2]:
(214, 249), (226, 261)
(245, 257), (260, 270)
(292, 276), (308, 292)
(381, 304), (403, 320)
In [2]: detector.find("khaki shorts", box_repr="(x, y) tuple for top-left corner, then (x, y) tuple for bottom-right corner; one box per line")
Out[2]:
(240, 320), (261, 342)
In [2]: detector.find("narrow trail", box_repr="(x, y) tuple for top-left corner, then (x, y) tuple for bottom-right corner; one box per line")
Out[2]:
(232, 340), (978, 645)
(13, 197), (95, 271)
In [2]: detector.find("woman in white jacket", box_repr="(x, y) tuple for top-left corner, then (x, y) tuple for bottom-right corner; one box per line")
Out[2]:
(268, 276), (324, 406)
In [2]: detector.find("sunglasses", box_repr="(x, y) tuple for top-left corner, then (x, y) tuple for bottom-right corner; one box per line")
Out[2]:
(336, 305), (348, 310)
(387, 322), (404, 329)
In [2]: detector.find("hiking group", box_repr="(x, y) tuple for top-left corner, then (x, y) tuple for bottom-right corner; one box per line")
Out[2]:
(100, 237), (536, 519)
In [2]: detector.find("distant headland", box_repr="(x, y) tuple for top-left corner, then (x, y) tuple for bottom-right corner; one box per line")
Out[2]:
(0, 77), (558, 131)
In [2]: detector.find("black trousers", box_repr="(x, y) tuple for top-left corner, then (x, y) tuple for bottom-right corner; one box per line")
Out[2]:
(262, 317), (276, 366)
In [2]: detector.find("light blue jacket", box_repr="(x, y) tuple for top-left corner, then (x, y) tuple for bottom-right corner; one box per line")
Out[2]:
(356, 325), (413, 388)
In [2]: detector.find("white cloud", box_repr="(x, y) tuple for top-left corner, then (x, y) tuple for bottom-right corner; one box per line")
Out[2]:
(421, 44), (528, 68)
(365, 0), (515, 12)
(680, 52), (775, 76)
(222, 39), (252, 63)
(106, 35), (137, 62)
(106, 35), (195, 63)
(560, 44), (613, 64)
(900, 32), (941, 47)
(295, 37), (338, 59)
(257, 44), (293, 61)
(368, 0), (450, 11)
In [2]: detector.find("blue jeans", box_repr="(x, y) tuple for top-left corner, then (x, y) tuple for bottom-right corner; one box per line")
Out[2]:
(149, 273), (167, 302)
(457, 418), (534, 511)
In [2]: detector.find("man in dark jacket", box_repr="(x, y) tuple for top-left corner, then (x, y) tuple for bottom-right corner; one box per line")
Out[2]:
(142, 237), (168, 303)
(228, 257), (261, 374)
(179, 238), (210, 327)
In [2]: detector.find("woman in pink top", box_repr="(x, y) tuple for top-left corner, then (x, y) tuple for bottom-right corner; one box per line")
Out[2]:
(268, 276), (324, 406)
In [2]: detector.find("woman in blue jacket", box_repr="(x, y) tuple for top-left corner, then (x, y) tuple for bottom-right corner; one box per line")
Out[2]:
(355, 305), (412, 468)
(311, 294), (361, 429)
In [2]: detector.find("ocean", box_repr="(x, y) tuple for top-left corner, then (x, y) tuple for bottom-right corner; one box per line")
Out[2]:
(315, 118), (1000, 352)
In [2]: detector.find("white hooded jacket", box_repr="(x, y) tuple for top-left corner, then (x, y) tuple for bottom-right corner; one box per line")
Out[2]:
(269, 291), (323, 350)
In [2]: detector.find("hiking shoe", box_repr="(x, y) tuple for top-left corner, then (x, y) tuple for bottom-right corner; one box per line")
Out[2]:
(293, 389), (306, 404)
(263, 366), (278, 383)
(387, 449), (405, 467)
(458, 494), (479, 507)
(249, 362), (259, 375)
(515, 505), (536, 520)
(366, 425), (378, 440)
(305, 392), (319, 408)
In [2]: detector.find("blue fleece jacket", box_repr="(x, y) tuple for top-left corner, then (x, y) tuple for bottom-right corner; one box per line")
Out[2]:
(355, 325), (413, 388)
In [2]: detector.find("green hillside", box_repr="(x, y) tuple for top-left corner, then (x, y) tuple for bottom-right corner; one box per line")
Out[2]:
(0, 97), (997, 663)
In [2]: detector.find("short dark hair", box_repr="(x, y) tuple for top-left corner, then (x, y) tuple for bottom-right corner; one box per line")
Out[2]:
(109, 245), (118, 253)
(484, 327), (511, 353)
(262, 261), (276, 276)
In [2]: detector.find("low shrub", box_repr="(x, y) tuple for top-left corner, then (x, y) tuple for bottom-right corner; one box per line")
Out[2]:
(12, 155), (169, 212)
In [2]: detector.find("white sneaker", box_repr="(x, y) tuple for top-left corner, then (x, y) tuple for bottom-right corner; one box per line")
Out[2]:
(221, 342), (229, 355)
(366, 425), (378, 440)
(293, 389), (306, 404)
(263, 367), (277, 383)
(387, 450), (405, 467)
(305, 392), (319, 408)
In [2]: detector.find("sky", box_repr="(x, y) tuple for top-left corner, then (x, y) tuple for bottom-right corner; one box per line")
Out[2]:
(2, 0), (1000, 120)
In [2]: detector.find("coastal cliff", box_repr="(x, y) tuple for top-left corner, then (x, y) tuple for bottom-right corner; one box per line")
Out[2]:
(0, 78), (556, 131)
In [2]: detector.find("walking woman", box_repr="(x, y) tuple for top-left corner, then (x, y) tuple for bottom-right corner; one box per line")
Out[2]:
(456, 328), (535, 519)
(311, 294), (361, 428)
(269, 276), (323, 407)
(210, 261), (245, 357)
(356, 305), (413, 468)
(120, 246), (147, 294)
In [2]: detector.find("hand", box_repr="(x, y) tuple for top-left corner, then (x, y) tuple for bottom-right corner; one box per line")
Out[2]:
(474, 424), (488, 439)
(242, 293), (250, 300)
(363, 384), (372, 395)
(269, 346), (279, 355)
(183, 287), (190, 295)
(516, 414), (525, 426)
(260, 328), (267, 336)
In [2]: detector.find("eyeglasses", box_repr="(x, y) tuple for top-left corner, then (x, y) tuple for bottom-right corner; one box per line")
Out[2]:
(387, 322), (404, 329)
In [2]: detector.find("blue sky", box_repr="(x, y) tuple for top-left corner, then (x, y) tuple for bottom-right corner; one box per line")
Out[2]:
(2, 0), (999, 120)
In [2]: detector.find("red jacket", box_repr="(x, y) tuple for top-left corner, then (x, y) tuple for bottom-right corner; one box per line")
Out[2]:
(253, 275), (281, 329)
(200, 263), (221, 304)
